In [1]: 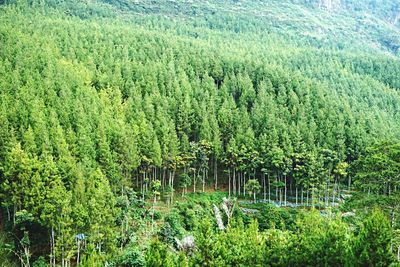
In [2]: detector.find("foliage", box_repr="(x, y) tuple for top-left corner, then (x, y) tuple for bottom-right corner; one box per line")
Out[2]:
(245, 179), (261, 202)
(353, 209), (395, 266)
(0, 0), (399, 264)
(252, 204), (297, 231)
(352, 141), (400, 195)
(111, 246), (145, 267)
(145, 239), (176, 267)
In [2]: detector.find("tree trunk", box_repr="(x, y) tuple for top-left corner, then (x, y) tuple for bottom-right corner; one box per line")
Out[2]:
(193, 169), (196, 193)
(162, 167), (166, 190)
(397, 246), (400, 261)
(202, 169), (206, 193)
(61, 222), (65, 267)
(263, 173), (266, 201)
(171, 170), (175, 203)
(311, 188), (314, 208)
(243, 172), (246, 195)
(142, 172), (145, 200)
(279, 174), (282, 206)
(24, 245), (30, 267)
(51, 227), (55, 267)
(325, 181), (329, 207)
(284, 174), (287, 205)
(391, 209), (396, 228)
(136, 169), (139, 188)
(275, 174), (278, 202)
(76, 240), (80, 266)
(13, 205), (16, 226)
(228, 169), (231, 197)
(233, 169), (236, 195)
(268, 174), (271, 201)
(214, 158), (218, 190)
(332, 177), (337, 205)
(238, 172), (241, 196)
(6, 206), (10, 222)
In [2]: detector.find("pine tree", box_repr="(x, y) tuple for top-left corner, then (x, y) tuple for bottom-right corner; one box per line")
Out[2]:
(354, 209), (395, 266)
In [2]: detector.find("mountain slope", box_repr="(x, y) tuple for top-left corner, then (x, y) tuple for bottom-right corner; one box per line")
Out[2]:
(0, 0), (400, 265)
(42, 0), (400, 55)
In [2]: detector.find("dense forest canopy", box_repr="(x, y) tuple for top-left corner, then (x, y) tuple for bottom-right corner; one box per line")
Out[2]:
(0, 0), (400, 266)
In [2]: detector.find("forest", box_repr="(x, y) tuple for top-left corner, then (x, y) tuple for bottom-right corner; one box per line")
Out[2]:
(0, 0), (400, 266)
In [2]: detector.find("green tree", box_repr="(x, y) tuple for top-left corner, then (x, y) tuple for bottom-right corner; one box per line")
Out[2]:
(353, 209), (395, 266)
(86, 168), (118, 254)
(179, 173), (192, 196)
(145, 239), (175, 267)
(245, 179), (261, 203)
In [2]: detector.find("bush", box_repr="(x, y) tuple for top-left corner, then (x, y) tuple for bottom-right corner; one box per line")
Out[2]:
(353, 209), (395, 266)
(112, 246), (145, 267)
(256, 205), (297, 231)
(145, 239), (176, 267)
(32, 257), (48, 267)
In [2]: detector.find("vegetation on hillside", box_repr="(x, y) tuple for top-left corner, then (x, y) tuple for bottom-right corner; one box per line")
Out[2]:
(0, 0), (399, 265)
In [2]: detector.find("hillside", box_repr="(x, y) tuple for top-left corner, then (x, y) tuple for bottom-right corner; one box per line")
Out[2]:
(0, 0), (400, 266)
(44, 0), (400, 54)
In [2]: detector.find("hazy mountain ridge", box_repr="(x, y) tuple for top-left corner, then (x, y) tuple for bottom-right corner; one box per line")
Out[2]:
(36, 0), (399, 55)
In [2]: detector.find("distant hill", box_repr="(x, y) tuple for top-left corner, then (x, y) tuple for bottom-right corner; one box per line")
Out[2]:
(35, 0), (399, 55)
